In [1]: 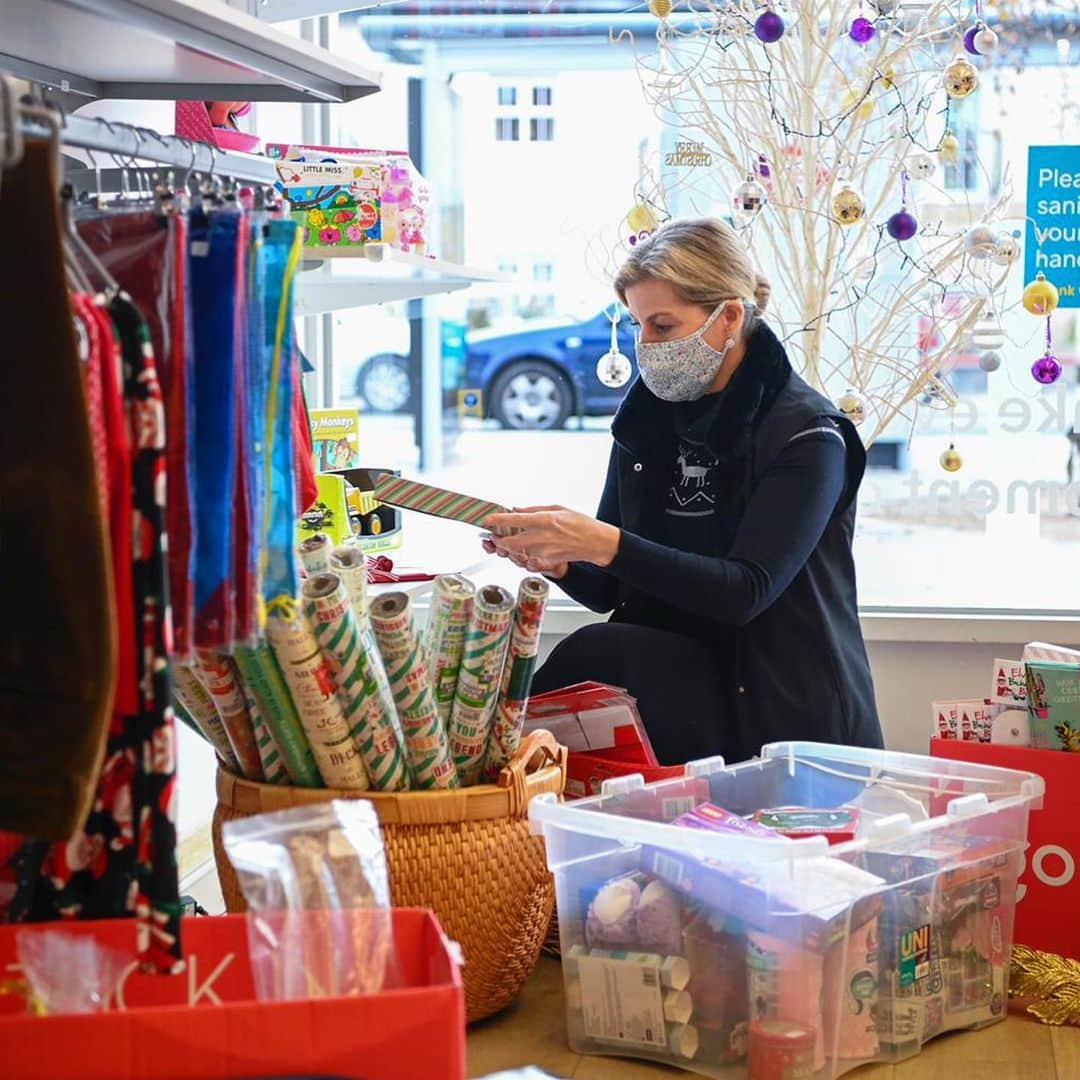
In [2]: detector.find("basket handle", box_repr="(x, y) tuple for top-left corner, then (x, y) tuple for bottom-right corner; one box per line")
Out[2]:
(497, 729), (567, 814)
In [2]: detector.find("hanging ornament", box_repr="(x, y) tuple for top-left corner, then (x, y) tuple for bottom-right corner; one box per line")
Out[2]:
(731, 173), (768, 225)
(972, 308), (1006, 350)
(842, 89), (875, 122)
(1032, 317), (1062, 384)
(940, 444), (964, 472)
(626, 202), (659, 234)
(939, 131), (961, 163)
(964, 224), (997, 260)
(907, 153), (937, 180)
(963, 26), (981, 55)
(979, 350), (1002, 372)
(832, 182), (866, 226)
(597, 310), (633, 389)
(886, 172), (918, 241)
(648, 0), (674, 16)
(837, 389), (866, 425)
(944, 58), (979, 99)
(991, 232), (1021, 265)
(850, 16), (877, 43)
(870, 0), (897, 13)
(1022, 271), (1059, 316)
(754, 10), (786, 43)
(974, 25), (998, 54)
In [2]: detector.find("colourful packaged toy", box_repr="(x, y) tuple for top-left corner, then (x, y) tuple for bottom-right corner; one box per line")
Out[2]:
(276, 160), (382, 250)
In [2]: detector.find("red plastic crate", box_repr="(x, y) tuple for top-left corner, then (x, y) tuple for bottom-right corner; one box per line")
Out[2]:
(0, 908), (464, 1080)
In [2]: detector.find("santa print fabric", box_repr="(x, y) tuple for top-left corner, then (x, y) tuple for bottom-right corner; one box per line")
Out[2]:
(9, 295), (182, 973)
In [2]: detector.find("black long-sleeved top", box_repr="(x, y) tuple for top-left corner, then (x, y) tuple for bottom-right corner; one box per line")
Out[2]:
(553, 321), (882, 757)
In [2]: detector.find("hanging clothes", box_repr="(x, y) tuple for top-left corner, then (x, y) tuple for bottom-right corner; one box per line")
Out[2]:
(0, 138), (116, 841)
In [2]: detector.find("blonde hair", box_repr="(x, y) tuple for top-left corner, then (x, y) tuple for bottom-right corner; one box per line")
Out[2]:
(614, 217), (771, 327)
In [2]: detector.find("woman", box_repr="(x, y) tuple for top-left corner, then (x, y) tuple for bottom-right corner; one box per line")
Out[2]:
(484, 218), (882, 764)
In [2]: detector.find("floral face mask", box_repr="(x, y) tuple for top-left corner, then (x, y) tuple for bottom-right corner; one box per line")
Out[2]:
(634, 301), (737, 402)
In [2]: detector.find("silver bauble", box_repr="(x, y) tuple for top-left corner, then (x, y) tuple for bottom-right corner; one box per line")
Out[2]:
(731, 175), (768, 224)
(837, 389), (866, 425)
(992, 233), (1021, 265)
(973, 26), (998, 54)
(979, 350), (1002, 372)
(972, 309), (1006, 350)
(964, 224), (997, 259)
(596, 349), (633, 389)
(907, 153), (937, 180)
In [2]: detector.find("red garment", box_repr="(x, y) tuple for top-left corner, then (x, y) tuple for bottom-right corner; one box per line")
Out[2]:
(293, 348), (319, 514)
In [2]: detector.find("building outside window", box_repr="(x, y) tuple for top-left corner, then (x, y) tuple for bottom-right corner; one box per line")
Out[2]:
(530, 117), (555, 142)
(495, 117), (519, 142)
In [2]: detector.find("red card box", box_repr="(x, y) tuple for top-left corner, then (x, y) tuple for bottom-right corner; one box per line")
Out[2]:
(931, 738), (1079, 960)
(0, 908), (465, 1080)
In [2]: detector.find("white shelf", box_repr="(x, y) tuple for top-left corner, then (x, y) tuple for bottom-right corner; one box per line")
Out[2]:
(2, 0), (382, 102)
(295, 246), (511, 314)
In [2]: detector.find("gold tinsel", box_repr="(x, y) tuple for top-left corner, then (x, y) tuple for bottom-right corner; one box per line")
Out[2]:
(1009, 945), (1080, 1026)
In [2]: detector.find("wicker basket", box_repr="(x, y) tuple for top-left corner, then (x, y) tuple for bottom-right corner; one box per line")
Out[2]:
(212, 730), (566, 1023)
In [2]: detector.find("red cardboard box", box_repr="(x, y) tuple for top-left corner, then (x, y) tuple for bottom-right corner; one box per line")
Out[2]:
(0, 908), (465, 1080)
(931, 738), (1078, 959)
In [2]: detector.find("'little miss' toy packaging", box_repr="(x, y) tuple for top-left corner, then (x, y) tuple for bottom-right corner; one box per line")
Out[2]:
(275, 160), (382, 250)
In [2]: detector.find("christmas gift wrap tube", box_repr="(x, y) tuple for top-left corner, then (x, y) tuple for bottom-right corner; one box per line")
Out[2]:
(247, 689), (290, 785)
(232, 644), (323, 787)
(423, 574), (476, 727)
(447, 585), (514, 785)
(267, 612), (371, 790)
(329, 545), (368, 625)
(298, 532), (332, 575)
(303, 573), (411, 791)
(485, 576), (550, 778)
(172, 663), (240, 771)
(192, 651), (265, 781)
(370, 592), (459, 789)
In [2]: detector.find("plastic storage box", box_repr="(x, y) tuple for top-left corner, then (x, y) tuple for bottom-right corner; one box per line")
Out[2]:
(529, 741), (1044, 1079)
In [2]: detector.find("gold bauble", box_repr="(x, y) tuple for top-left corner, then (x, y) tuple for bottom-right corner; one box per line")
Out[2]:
(842, 90), (875, 121)
(1022, 272), (1060, 316)
(939, 131), (960, 163)
(626, 203), (659, 234)
(940, 444), (963, 472)
(944, 58), (979, 99)
(832, 183), (866, 226)
(648, 0), (674, 16)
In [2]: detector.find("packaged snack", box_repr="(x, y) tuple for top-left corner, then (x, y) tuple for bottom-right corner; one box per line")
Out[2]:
(822, 915), (880, 1061)
(747, 1019), (816, 1080)
(752, 807), (860, 844)
(683, 911), (749, 1063)
(673, 803), (782, 839)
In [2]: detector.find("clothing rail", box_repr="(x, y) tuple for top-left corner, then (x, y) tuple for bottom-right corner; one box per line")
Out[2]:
(10, 100), (278, 186)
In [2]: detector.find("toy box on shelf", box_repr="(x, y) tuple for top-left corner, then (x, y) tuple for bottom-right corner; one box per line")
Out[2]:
(270, 143), (430, 255)
(0, 909), (465, 1080)
(529, 741), (1044, 1079)
(297, 467), (403, 554)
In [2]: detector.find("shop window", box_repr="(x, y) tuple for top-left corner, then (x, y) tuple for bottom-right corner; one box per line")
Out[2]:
(495, 117), (520, 142)
(530, 117), (555, 142)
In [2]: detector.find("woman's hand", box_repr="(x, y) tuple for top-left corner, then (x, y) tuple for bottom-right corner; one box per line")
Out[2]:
(482, 505), (620, 576)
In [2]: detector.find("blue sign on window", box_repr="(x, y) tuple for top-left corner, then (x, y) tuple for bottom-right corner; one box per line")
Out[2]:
(1025, 146), (1080, 308)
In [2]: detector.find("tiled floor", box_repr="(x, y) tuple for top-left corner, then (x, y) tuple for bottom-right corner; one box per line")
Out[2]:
(467, 956), (1080, 1079)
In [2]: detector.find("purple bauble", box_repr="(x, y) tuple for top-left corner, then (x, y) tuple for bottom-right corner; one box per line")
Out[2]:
(1032, 353), (1062, 384)
(754, 10), (786, 43)
(887, 209), (919, 241)
(850, 16), (876, 43)
(963, 26), (980, 55)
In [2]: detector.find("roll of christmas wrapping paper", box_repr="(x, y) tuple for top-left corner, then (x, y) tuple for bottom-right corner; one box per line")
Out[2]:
(303, 573), (411, 792)
(448, 585), (514, 785)
(192, 651), (265, 781)
(233, 644), (323, 787)
(172, 663), (241, 771)
(484, 576), (550, 779)
(267, 612), (371, 790)
(298, 532), (332, 575)
(423, 574), (476, 728)
(370, 592), (459, 789)
(248, 691), (290, 785)
(329, 545), (368, 626)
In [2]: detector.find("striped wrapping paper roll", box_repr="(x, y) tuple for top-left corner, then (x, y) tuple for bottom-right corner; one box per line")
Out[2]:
(424, 574), (476, 728)
(485, 576), (550, 779)
(303, 573), (411, 791)
(372, 475), (508, 527)
(298, 532), (332, 575)
(192, 651), (265, 781)
(172, 663), (241, 771)
(267, 612), (371, 790)
(448, 585), (514, 785)
(233, 644), (323, 787)
(370, 591), (459, 789)
(329, 545), (368, 626)
(243, 680), (290, 785)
